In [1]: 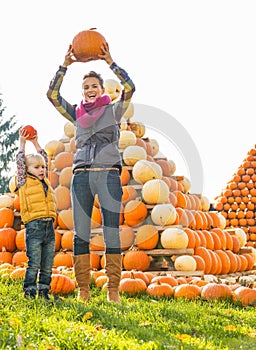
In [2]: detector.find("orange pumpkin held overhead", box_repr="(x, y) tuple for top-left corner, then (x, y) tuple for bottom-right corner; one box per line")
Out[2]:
(19, 125), (37, 140)
(72, 28), (107, 62)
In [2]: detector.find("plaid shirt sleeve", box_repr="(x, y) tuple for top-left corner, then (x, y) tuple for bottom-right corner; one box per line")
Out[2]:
(40, 149), (49, 178)
(16, 151), (27, 188)
(109, 62), (136, 122)
(47, 66), (76, 123)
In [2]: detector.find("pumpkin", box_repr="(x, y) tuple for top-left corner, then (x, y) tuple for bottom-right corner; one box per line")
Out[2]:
(15, 229), (26, 251)
(0, 247), (13, 264)
(104, 79), (122, 102)
(54, 152), (74, 171)
(214, 250), (231, 274)
(54, 230), (62, 252)
(161, 228), (188, 249)
(232, 286), (256, 307)
(54, 185), (71, 210)
(122, 186), (138, 204)
(148, 139), (159, 157)
(0, 227), (17, 252)
(233, 228), (247, 247)
(193, 255), (206, 272)
(19, 125), (37, 140)
(12, 251), (28, 267)
(178, 177), (191, 194)
(155, 159), (174, 177)
(122, 145), (147, 166)
(72, 28), (107, 62)
(174, 255), (196, 271)
(123, 199), (148, 227)
(119, 271), (148, 294)
(58, 209), (74, 230)
(142, 179), (169, 204)
(90, 235), (105, 251)
(194, 246), (212, 274)
(118, 130), (137, 149)
(64, 121), (76, 138)
(122, 248), (151, 271)
(61, 231), (74, 250)
(120, 167), (131, 186)
(90, 252), (101, 270)
(0, 208), (14, 228)
(121, 270), (149, 286)
(128, 121), (146, 138)
(151, 203), (177, 226)
(119, 225), (135, 250)
(49, 171), (59, 189)
(132, 159), (162, 184)
(0, 194), (14, 209)
(174, 284), (201, 299)
(59, 167), (73, 188)
(201, 195), (211, 211)
(50, 273), (76, 294)
(10, 267), (26, 280)
(150, 275), (178, 287)
(201, 283), (232, 301)
(45, 140), (65, 157)
(53, 251), (73, 268)
(146, 280), (174, 298)
(135, 224), (159, 250)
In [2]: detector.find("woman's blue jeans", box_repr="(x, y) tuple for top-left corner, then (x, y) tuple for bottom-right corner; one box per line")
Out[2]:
(71, 169), (122, 255)
(24, 219), (55, 293)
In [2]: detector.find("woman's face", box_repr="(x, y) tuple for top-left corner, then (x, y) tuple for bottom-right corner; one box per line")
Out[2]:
(82, 77), (104, 103)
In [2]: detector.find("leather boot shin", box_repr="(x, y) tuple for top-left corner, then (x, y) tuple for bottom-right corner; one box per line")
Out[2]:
(73, 254), (91, 301)
(105, 254), (122, 303)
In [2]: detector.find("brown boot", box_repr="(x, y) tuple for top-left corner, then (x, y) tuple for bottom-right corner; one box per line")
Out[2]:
(73, 254), (91, 301)
(105, 254), (122, 303)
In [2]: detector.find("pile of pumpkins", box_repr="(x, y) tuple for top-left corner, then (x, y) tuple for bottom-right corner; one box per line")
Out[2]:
(213, 145), (256, 248)
(1, 78), (256, 280)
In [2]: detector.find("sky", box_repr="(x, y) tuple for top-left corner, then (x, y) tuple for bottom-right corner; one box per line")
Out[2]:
(1, 0), (256, 202)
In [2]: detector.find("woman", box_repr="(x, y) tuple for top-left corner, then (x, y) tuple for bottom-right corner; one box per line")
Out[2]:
(47, 42), (135, 303)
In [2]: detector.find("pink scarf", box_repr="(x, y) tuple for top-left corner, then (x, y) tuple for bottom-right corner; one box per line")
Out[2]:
(76, 95), (111, 128)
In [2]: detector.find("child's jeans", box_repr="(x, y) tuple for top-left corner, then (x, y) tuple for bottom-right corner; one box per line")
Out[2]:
(24, 218), (55, 294)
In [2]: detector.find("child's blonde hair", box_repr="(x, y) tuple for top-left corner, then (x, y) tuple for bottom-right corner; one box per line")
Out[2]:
(25, 154), (45, 169)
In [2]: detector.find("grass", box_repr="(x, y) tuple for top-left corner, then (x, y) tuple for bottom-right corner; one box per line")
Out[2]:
(0, 278), (255, 349)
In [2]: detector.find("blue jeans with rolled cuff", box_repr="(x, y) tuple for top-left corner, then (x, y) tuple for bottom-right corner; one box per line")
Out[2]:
(71, 169), (122, 255)
(24, 218), (55, 294)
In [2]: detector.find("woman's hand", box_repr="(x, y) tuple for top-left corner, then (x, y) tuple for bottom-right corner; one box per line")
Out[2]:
(98, 42), (114, 65)
(62, 44), (78, 67)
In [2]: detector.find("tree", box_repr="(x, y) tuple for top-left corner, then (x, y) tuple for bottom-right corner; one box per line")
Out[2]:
(0, 95), (20, 194)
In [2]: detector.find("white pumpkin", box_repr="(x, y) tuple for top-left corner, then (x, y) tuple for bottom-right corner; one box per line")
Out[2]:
(45, 140), (65, 157)
(178, 176), (191, 194)
(174, 255), (197, 271)
(161, 227), (189, 249)
(104, 79), (122, 102)
(118, 130), (137, 149)
(122, 145), (147, 166)
(217, 213), (226, 230)
(0, 194), (14, 209)
(132, 159), (162, 184)
(151, 203), (177, 226)
(233, 228), (247, 247)
(142, 179), (169, 204)
(201, 195), (210, 211)
(64, 121), (76, 138)
(148, 139), (159, 157)
(168, 159), (176, 176)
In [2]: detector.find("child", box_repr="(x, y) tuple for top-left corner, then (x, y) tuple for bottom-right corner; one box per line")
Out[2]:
(15, 129), (57, 299)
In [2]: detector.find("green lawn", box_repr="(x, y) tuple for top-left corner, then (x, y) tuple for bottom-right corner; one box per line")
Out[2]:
(0, 278), (255, 349)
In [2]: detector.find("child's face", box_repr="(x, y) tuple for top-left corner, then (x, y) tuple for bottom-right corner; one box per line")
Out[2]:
(27, 163), (46, 180)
